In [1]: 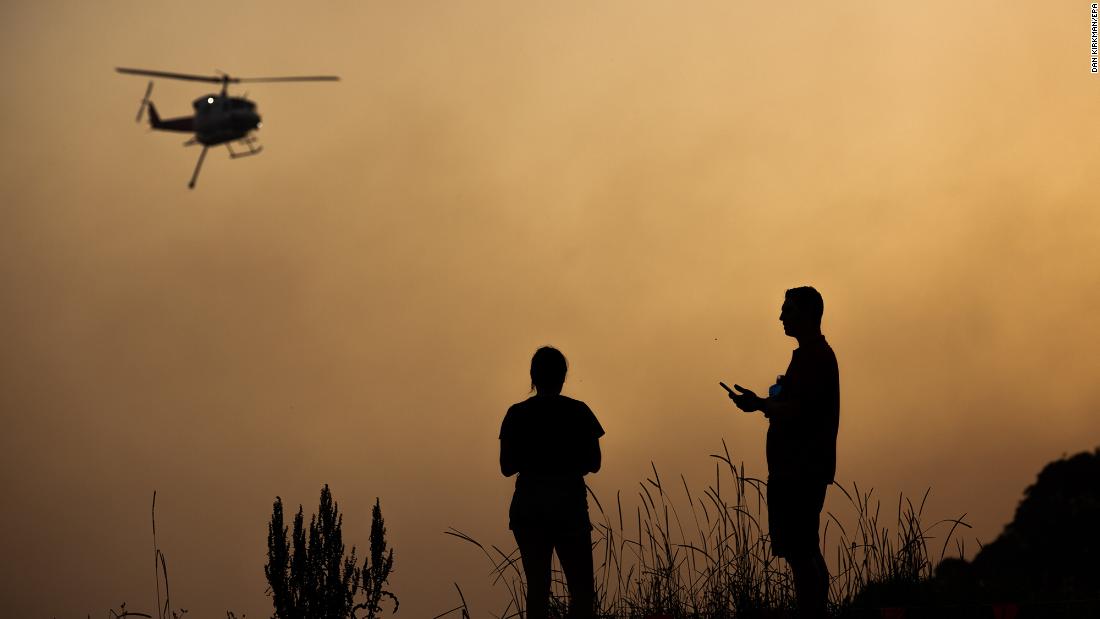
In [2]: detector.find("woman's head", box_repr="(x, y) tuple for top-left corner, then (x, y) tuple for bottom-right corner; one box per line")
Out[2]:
(530, 346), (568, 395)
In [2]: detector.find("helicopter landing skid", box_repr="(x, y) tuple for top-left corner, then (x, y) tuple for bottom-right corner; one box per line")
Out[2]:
(185, 136), (262, 189)
(227, 136), (263, 159)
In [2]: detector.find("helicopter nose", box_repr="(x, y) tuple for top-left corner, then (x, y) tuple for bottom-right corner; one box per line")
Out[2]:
(233, 110), (261, 131)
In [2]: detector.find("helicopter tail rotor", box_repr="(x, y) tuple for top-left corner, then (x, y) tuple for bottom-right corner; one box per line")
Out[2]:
(135, 80), (154, 123)
(146, 101), (162, 129)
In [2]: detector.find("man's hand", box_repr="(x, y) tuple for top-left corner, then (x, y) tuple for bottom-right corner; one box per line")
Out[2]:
(728, 384), (766, 413)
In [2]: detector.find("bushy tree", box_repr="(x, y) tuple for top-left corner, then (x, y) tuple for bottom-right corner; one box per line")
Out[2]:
(266, 485), (397, 619)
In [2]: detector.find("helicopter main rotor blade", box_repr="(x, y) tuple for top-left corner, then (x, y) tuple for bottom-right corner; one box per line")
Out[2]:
(116, 67), (223, 83)
(117, 67), (339, 84)
(234, 75), (340, 83)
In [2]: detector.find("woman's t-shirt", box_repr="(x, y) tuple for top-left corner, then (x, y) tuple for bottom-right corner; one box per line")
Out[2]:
(500, 395), (605, 531)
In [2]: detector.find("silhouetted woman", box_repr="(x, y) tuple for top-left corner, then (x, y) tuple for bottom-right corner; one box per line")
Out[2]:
(499, 346), (605, 619)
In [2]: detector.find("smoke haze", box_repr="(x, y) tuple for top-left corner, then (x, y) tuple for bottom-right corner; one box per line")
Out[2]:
(2, 2), (1098, 616)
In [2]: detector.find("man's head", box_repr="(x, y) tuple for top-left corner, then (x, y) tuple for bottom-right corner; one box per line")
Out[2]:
(530, 346), (568, 394)
(781, 286), (824, 338)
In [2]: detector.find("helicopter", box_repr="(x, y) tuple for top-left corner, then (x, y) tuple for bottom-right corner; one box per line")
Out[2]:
(116, 67), (339, 188)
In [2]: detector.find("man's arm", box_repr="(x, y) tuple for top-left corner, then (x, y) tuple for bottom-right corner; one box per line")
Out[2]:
(763, 356), (836, 422)
(759, 396), (801, 421)
(728, 384), (804, 421)
(728, 384), (765, 412)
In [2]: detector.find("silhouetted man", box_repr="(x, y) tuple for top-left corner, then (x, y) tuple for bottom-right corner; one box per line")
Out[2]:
(726, 286), (839, 619)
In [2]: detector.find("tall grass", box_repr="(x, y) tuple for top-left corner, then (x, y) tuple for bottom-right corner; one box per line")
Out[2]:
(104, 491), (242, 619)
(825, 482), (971, 611)
(445, 441), (970, 618)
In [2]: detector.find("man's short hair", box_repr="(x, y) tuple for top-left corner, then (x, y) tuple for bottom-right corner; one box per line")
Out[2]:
(785, 286), (824, 323)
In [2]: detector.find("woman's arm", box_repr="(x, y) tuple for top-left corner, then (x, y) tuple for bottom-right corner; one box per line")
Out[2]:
(500, 437), (518, 477)
(586, 437), (602, 474)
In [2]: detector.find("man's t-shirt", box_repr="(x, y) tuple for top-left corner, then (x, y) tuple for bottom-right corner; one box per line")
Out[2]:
(499, 395), (605, 531)
(766, 335), (840, 484)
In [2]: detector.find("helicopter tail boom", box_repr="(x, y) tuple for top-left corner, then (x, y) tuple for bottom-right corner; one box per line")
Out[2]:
(145, 102), (195, 133)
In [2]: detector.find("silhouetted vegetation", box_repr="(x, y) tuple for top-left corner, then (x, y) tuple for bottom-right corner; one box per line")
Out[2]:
(923, 447), (1100, 615)
(445, 441), (971, 618)
(105, 450), (1100, 618)
(266, 485), (398, 619)
(104, 491), (240, 619)
(447, 444), (1100, 617)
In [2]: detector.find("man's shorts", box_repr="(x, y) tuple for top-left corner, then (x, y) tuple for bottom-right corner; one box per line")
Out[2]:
(767, 477), (828, 559)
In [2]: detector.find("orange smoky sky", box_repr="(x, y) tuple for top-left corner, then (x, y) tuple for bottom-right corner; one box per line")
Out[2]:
(2, 2), (1099, 617)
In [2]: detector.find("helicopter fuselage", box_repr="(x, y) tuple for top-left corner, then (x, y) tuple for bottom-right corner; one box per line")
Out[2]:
(191, 95), (262, 145)
(146, 95), (261, 145)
